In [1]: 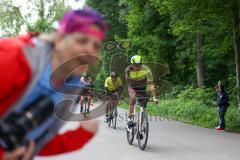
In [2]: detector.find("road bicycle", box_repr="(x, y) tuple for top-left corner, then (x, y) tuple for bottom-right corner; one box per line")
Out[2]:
(106, 92), (118, 129)
(126, 95), (151, 150)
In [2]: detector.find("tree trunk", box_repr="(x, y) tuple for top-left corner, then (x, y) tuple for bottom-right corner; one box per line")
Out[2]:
(196, 34), (204, 88)
(231, 0), (240, 110)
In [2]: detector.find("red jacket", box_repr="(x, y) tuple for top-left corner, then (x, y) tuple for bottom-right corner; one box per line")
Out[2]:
(0, 34), (94, 159)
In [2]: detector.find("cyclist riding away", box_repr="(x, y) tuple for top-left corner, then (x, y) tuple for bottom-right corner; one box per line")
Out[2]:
(104, 71), (123, 122)
(125, 55), (158, 128)
(79, 73), (94, 113)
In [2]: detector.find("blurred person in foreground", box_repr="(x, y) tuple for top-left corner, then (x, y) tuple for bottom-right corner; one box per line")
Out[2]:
(0, 6), (107, 160)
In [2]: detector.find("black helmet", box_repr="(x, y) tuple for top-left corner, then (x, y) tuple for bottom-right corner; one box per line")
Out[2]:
(110, 71), (118, 77)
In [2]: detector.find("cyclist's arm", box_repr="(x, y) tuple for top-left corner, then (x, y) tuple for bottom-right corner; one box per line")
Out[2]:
(104, 78), (109, 94)
(104, 78), (108, 94)
(104, 78), (109, 89)
(144, 65), (157, 100)
(79, 76), (83, 84)
(149, 82), (157, 99)
(125, 66), (131, 84)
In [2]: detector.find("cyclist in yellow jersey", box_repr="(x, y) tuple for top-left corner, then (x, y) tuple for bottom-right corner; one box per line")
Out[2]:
(104, 71), (123, 122)
(125, 55), (158, 127)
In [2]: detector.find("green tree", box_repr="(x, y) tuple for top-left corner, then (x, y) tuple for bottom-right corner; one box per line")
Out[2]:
(231, 0), (240, 109)
(0, 0), (69, 36)
(86, 0), (128, 90)
(149, 0), (240, 108)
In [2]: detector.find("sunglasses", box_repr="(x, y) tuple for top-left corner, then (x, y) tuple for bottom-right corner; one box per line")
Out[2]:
(133, 63), (142, 67)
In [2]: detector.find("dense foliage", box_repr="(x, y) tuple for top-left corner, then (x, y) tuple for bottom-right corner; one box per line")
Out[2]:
(86, 0), (240, 109)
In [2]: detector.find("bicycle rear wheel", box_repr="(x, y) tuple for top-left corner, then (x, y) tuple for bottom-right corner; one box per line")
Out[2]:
(137, 111), (149, 150)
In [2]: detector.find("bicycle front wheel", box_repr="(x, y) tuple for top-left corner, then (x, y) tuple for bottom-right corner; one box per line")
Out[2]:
(137, 111), (149, 150)
(126, 116), (135, 145)
(126, 127), (134, 145)
(108, 104), (113, 127)
(108, 112), (112, 127)
(112, 106), (117, 129)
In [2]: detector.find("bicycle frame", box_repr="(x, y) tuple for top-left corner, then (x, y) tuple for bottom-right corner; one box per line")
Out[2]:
(133, 97), (147, 133)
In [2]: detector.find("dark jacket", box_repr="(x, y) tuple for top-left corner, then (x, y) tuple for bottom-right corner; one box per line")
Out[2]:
(217, 85), (230, 107)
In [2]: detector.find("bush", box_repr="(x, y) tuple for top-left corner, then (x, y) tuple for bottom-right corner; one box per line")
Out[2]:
(160, 85), (188, 99)
(146, 99), (240, 132)
(177, 86), (215, 106)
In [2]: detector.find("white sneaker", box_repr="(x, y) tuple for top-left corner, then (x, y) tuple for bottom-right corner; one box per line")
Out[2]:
(127, 116), (133, 128)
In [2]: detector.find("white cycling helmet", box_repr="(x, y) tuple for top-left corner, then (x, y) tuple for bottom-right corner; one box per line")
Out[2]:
(130, 55), (142, 64)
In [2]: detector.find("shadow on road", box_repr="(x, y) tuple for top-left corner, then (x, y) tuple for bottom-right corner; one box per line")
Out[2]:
(146, 145), (176, 153)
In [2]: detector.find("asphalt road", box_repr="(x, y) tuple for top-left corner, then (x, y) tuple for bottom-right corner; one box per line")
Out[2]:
(35, 103), (240, 160)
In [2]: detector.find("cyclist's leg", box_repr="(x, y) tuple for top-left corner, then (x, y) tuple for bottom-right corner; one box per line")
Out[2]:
(104, 106), (110, 122)
(80, 89), (87, 112)
(105, 92), (111, 114)
(128, 87), (136, 117)
(80, 95), (84, 113)
(114, 98), (119, 108)
(127, 87), (136, 128)
(139, 90), (149, 107)
(104, 92), (111, 122)
(87, 93), (92, 113)
(90, 93), (94, 105)
(89, 89), (94, 105)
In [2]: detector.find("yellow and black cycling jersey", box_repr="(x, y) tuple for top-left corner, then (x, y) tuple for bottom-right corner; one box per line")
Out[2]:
(104, 77), (123, 92)
(125, 65), (153, 89)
